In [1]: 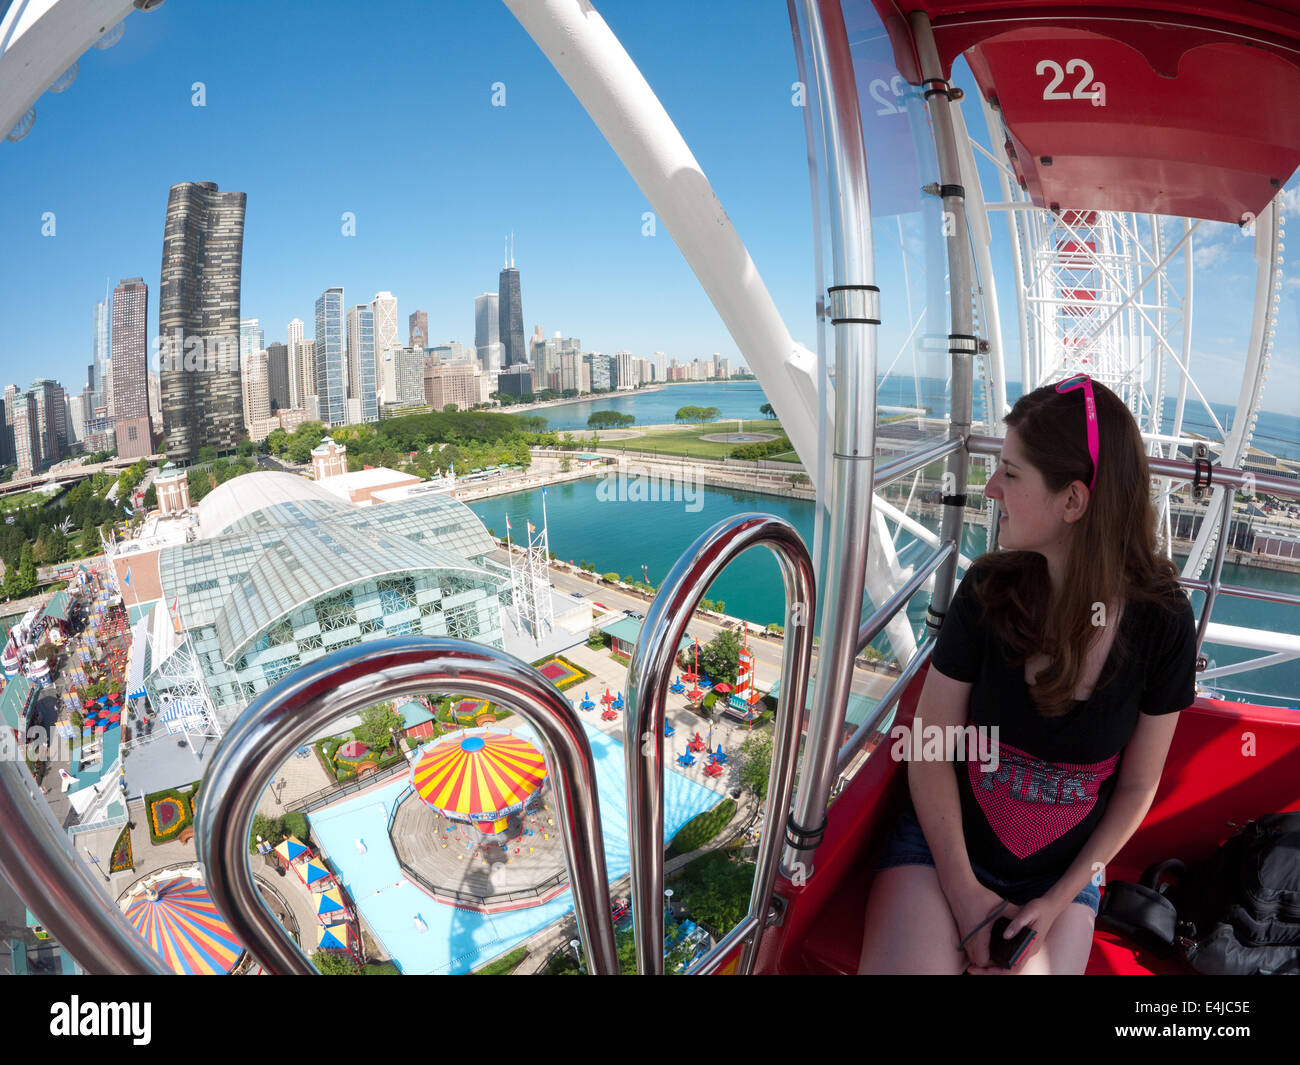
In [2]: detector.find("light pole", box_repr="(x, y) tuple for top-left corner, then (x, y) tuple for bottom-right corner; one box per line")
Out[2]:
(84, 847), (110, 884)
(271, 776), (287, 804)
(568, 938), (583, 973)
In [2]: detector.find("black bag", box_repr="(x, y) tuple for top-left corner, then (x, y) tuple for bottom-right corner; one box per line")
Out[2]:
(1097, 813), (1300, 975)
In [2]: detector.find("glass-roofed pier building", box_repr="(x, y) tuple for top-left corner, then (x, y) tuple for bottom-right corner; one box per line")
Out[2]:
(143, 472), (509, 728)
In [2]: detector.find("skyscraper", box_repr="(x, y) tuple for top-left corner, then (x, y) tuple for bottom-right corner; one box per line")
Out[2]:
(498, 242), (525, 367)
(371, 291), (399, 401)
(287, 318), (305, 408)
(93, 285), (110, 413)
(240, 318), (264, 359)
(111, 276), (152, 458)
(159, 180), (247, 460)
(474, 292), (502, 374)
(266, 342), (290, 411)
(346, 304), (378, 423)
(315, 287), (346, 426)
(409, 310), (428, 351)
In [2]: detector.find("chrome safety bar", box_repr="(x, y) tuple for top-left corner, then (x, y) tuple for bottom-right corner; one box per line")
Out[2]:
(857, 539), (956, 654)
(1179, 579), (1300, 609)
(625, 513), (815, 975)
(968, 435), (1300, 503)
(837, 636), (938, 775)
(0, 761), (173, 975)
(872, 436), (963, 489)
(195, 637), (619, 975)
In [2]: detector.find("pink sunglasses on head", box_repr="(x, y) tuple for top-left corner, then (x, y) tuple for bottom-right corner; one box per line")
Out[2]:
(1055, 373), (1098, 493)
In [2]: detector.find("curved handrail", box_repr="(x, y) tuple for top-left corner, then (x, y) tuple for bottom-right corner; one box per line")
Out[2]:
(194, 637), (619, 975)
(625, 513), (816, 975)
(0, 759), (173, 975)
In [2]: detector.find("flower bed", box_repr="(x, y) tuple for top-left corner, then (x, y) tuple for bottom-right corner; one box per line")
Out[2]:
(145, 782), (201, 844)
(109, 825), (134, 873)
(531, 654), (592, 692)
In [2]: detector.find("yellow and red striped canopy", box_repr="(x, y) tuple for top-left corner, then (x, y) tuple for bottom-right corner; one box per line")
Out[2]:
(412, 730), (546, 820)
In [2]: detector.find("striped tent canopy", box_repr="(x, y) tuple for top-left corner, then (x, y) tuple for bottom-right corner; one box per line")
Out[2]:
(316, 886), (347, 919)
(124, 876), (244, 976)
(316, 922), (350, 951)
(275, 837), (310, 863)
(412, 730), (547, 823)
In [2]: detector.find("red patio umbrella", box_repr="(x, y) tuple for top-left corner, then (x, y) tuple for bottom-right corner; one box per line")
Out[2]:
(713, 682), (733, 694)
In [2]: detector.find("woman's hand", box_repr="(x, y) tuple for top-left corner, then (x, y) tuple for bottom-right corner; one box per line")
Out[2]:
(949, 880), (1010, 970)
(965, 895), (1067, 974)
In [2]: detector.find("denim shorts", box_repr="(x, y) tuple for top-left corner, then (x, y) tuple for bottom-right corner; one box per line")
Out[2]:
(874, 805), (1102, 914)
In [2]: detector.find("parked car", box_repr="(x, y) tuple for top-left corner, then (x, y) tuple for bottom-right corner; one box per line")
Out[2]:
(570, 591), (584, 599)
(624, 609), (645, 619)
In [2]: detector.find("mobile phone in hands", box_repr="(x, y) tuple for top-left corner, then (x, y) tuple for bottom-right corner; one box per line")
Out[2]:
(988, 916), (1036, 969)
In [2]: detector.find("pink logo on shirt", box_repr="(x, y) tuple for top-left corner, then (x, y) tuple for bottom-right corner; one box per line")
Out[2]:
(968, 742), (1120, 859)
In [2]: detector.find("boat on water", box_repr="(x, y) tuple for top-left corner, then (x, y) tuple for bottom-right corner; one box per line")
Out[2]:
(0, 0), (1297, 983)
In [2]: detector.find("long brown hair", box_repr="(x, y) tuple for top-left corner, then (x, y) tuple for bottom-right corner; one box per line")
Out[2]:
(974, 379), (1184, 716)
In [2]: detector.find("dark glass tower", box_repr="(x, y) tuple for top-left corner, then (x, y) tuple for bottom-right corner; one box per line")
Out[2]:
(159, 181), (247, 461)
(498, 262), (526, 368)
(266, 342), (290, 411)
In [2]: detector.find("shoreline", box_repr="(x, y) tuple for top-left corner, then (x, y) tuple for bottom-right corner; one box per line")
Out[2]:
(453, 454), (1300, 578)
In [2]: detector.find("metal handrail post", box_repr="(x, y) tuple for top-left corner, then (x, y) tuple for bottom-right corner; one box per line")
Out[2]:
(0, 761), (172, 974)
(911, 10), (977, 633)
(195, 637), (619, 974)
(779, 0), (878, 882)
(1195, 488), (1236, 657)
(625, 513), (815, 975)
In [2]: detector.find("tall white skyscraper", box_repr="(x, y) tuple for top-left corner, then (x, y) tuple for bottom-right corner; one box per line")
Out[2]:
(92, 284), (110, 412)
(371, 291), (399, 401)
(474, 292), (503, 375)
(287, 317), (306, 408)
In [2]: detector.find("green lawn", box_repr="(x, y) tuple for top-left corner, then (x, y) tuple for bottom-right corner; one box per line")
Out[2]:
(597, 420), (784, 461)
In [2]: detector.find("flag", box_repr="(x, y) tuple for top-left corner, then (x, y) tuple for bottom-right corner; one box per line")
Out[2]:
(122, 503), (133, 516)
(541, 484), (547, 497)
(171, 597), (179, 616)
(527, 521), (536, 535)
(505, 516), (512, 532)
(123, 567), (132, 587)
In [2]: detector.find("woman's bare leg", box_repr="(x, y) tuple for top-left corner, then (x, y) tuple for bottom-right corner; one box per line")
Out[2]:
(859, 865), (966, 974)
(1013, 903), (1097, 975)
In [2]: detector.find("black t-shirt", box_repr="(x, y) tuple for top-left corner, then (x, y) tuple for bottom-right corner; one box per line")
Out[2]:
(928, 561), (1197, 882)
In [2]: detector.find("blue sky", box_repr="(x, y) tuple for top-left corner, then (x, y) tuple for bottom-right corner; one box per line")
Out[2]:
(0, 0), (1296, 416)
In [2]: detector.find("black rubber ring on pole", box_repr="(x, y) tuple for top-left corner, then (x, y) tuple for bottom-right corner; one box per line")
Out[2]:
(942, 494), (967, 507)
(831, 317), (881, 326)
(939, 183), (965, 199)
(1193, 457), (1214, 492)
(785, 813), (827, 851)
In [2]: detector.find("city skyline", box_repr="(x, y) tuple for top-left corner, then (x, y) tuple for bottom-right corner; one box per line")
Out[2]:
(0, 0), (1295, 420)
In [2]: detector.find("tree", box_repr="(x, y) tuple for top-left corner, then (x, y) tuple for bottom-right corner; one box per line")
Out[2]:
(738, 729), (774, 798)
(78, 522), (99, 557)
(17, 543), (37, 596)
(699, 629), (743, 685)
(237, 437), (257, 458)
(142, 484), (157, 510)
(312, 951), (357, 975)
(249, 813), (284, 853)
(443, 404), (458, 413)
(198, 445), (218, 463)
(354, 703), (405, 753)
(759, 403), (774, 418)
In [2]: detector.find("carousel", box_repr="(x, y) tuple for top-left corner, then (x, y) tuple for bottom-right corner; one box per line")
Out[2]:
(410, 728), (548, 840)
